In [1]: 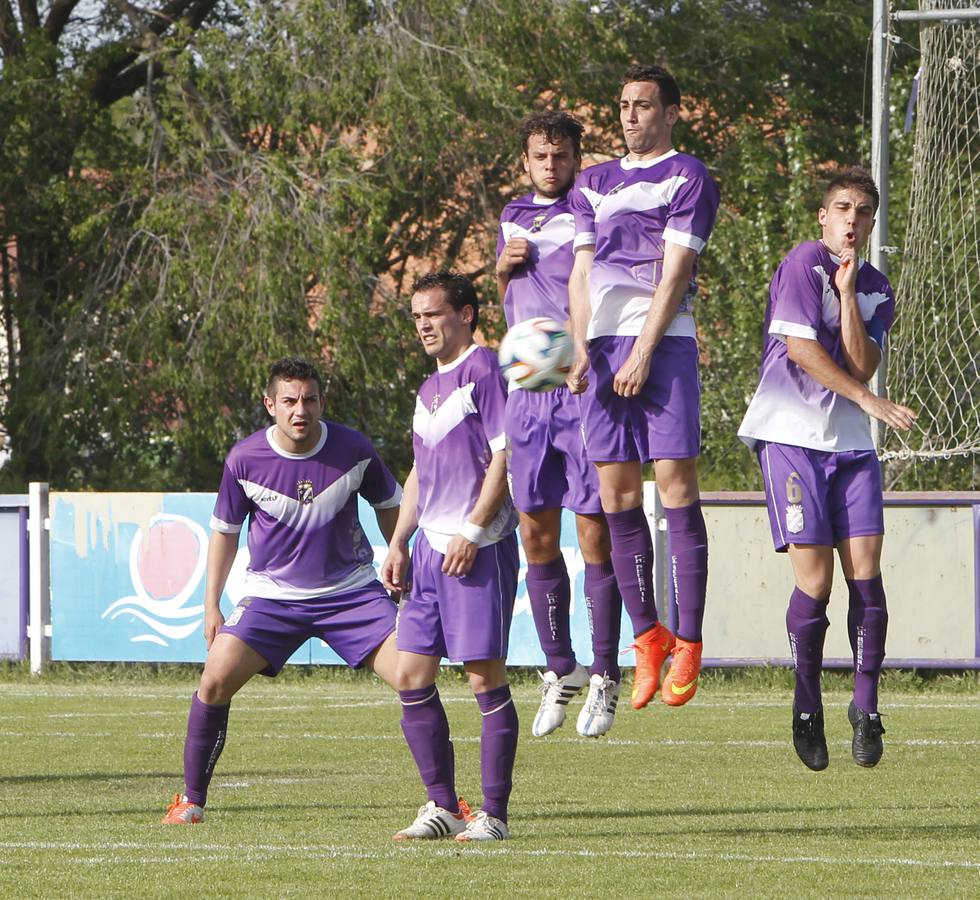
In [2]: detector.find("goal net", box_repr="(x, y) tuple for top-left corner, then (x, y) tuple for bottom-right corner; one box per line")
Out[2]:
(883, 2), (979, 466)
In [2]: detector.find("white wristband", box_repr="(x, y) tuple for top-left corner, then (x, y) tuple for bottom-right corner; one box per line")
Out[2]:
(459, 520), (487, 544)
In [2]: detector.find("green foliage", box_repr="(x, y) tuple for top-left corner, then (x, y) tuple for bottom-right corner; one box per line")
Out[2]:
(0, 1), (935, 490)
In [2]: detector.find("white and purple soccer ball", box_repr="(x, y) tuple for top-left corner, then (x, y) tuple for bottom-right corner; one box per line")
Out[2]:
(498, 317), (572, 392)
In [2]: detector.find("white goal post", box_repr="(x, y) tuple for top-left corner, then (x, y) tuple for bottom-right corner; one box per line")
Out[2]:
(870, 1), (979, 464)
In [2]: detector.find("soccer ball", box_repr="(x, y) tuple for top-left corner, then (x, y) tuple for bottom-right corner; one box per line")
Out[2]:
(498, 317), (572, 392)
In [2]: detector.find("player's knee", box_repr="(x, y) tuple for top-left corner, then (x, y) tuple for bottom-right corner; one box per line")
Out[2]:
(198, 669), (238, 705)
(518, 519), (559, 561)
(576, 516), (610, 560)
(797, 577), (833, 602)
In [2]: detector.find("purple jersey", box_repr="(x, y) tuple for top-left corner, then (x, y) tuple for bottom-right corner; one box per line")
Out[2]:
(413, 344), (518, 552)
(497, 191), (575, 327)
(569, 151), (719, 339)
(211, 422), (401, 600)
(738, 241), (895, 452)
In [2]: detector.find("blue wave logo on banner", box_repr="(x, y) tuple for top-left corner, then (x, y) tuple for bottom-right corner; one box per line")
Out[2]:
(101, 513), (208, 646)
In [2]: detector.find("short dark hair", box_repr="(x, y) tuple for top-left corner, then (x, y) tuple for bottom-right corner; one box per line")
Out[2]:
(822, 166), (880, 214)
(266, 357), (324, 398)
(520, 110), (584, 158)
(412, 270), (480, 331)
(621, 63), (681, 109)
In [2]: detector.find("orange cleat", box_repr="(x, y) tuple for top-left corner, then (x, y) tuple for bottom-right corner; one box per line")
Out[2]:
(661, 638), (703, 707)
(162, 793), (204, 825)
(629, 622), (676, 709)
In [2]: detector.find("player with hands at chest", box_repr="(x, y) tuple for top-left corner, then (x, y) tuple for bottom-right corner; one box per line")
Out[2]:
(382, 272), (520, 843)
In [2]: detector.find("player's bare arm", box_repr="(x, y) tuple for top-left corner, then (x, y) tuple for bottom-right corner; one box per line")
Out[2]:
(443, 450), (509, 578)
(615, 242), (697, 397)
(786, 336), (917, 430)
(381, 466), (419, 592)
(495, 237), (531, 299)
(203, 530), (239, 648)
(566, 245), (594, 394)
(834, 246), (883, 382)
(374, 504), (400, 545)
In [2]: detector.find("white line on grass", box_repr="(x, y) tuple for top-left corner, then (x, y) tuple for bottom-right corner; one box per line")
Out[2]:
(0, 841), (977, 872)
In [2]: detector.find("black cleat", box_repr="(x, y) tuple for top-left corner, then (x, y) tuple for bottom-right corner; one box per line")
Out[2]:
(792, 704), (829, 771)
(848, 700), (885, 767)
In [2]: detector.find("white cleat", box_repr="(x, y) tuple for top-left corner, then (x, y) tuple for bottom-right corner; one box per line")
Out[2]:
(532, 663), (589, 737)
(455, 809), (510, 842)
(576, 673), (620, 738)
(393, 800), (467, 840)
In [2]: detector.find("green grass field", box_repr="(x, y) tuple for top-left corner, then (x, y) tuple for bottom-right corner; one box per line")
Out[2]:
(1, 667), (978, 898)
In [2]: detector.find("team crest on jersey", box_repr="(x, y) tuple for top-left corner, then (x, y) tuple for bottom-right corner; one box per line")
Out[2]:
(530, 213), (547, 233)
(786, 503), (805, 534)
(430, 393), (440, 414)
(296, 479), (315, 505)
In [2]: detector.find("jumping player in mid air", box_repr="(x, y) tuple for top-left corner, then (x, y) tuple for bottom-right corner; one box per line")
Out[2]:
(567, 64), (719, 710)
(497, 111), (623, 738)
(163, 357), (403, 824)
(382, 271), (520, 842)
(738, 168), (916, 770)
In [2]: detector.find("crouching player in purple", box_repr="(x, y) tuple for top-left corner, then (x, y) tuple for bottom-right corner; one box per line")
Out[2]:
(568, 64), (719, 710)
(162, 358), (403, 824)
(738, 168), (917, 770)
(497, 111), (623, 738)
(382, 272), (520, 842)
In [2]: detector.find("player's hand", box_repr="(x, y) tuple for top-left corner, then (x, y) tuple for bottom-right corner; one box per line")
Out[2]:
(835, 245), (858, 296)
(613, 347), (651, 397)
(566, 345), (590, 394)
(203, 606), (225, 650)
(859, 393), (918, 431)
(381, 543), (412, 593)
(496, 238), (531, 276)
(443, 534), (478, 578)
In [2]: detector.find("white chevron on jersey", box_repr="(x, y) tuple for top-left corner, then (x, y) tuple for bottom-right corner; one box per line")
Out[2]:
(413, 383), (477, 448)
(594, 175), (688, 224)
(580, 186), (604, 213)
(238, 459), (370, 530)
(814, 264), (891, 330)
(500, 213), (575, 258)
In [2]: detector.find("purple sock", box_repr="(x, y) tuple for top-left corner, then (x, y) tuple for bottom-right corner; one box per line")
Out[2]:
(664, 502), (708, 642)
(786, 588), (830, 714)
(525, 557), (576, 677)
(476, 685), (518, 823)
(584, 560), (623, 682)
(399, 686), (458, 814)
(604, 506), (659, 637)
(183, 692), (229, 807)
(846, 576), (888, 713)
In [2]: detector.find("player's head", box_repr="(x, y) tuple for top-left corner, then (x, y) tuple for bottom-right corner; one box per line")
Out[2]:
(520, 111), (583, 199)
(619, 63), (680, 158)
(263, 357), (325, 453)
(411, 271), (479, 364)
(818, 167), (879, 256)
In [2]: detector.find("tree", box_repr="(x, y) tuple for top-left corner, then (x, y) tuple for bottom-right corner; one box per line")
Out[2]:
(0, 1), (230, 487)
(0, 1), (926, 490)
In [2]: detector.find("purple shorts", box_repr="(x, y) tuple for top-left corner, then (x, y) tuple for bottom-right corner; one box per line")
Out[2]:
(757, 441), (885, 552)
(219, 582), (397, 675)
(582, 335), (701, 463)
(505, 387), (601, 514)
(397, 531), (519, 662)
